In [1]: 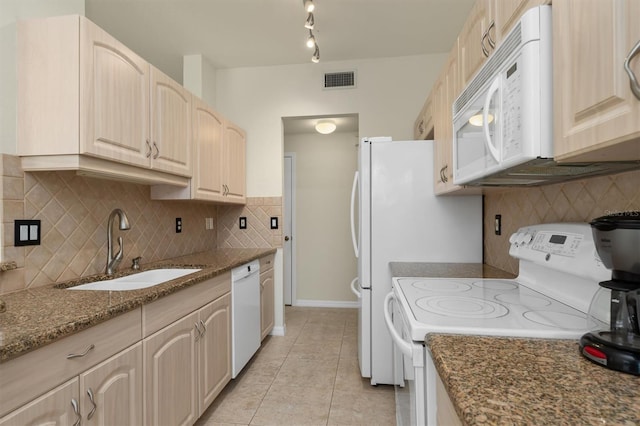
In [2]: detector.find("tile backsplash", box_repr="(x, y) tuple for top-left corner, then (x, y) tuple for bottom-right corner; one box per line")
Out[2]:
(483, 169), (640, 274)
(0, 155), (282, 295)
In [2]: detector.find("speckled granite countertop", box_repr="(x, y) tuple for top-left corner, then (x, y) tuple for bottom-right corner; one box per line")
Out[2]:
(0, 248), (275, 363)
(428, 334), (640, 425)
(390, 262), (516, 280)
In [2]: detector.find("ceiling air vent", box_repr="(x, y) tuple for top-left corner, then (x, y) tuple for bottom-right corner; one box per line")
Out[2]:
(324, 71), (356, 89)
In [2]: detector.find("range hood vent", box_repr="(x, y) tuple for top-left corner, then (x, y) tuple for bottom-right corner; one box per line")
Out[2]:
(462, 158), (640, 187)
(324, 71), (356, 89)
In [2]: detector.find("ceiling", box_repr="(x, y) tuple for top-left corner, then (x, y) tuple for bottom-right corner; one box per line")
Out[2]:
(85, 0), (476, 83)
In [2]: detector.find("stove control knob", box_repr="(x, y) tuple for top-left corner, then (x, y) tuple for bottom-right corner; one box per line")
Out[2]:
(522, 233), (533, 245)
(509, 233), (519, 244)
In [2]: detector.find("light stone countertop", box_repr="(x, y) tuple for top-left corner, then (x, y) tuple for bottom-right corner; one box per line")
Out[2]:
(0, 248), (275, 363)
(428, 334), (640, 425)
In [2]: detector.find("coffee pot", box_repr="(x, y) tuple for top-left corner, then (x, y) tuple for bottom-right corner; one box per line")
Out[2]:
(580, 212), (640, 375)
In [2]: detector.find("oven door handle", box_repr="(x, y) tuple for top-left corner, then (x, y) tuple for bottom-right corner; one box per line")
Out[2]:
(383, 292), (413, 359)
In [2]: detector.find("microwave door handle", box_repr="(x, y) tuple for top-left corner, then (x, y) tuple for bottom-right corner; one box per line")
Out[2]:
(350, 171), (360, 258)
(483, 77), (501, 163)
(383, 292), (413, 359)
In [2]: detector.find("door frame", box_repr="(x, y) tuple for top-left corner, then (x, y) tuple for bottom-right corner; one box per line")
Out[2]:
(284, 152), (297, 306)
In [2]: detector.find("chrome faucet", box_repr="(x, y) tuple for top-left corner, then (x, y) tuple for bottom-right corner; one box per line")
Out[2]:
(106, 208), (131, 275)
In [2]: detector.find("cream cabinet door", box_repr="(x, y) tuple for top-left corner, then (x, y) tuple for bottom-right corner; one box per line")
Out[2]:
(553, 0), (640, 162)
(492, 0), (548, 42)
(458, 0), (492, 86)
(260, 269), (275, 340)
(79, 17), (150, 167)
(192, 97), (225, 201)
(222, 121), (247, 203)
(198, 294), (232, 415)
(144, 312), (198, 426)
(150, 66), (192, 176)
(0, 378), (80, 426)
(80, 342), (142, 426)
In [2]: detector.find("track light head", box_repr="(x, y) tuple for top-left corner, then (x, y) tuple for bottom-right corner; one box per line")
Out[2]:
(306, 30), (316, 48)
(312, 44), (320, 63)
(304, 12), (315, 30)
(303, 0), (315, 13)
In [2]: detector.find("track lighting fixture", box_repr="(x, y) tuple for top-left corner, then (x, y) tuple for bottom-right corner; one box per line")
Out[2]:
(303, 0), (315, 13)
(306, 30), (316, 48)
(303, 0), (320, 63)
(304, 12), (315, 30)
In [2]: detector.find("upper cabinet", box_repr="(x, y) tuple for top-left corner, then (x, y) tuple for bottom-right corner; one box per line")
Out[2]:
(459, 0), (548, 86)
(553, 0), (640, 162)
(18, 15), (197, 186)
(150, 98), (246, 204)
(413, 92), (434, 140)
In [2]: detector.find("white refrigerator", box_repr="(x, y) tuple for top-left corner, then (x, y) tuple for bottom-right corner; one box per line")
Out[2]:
(350, 137), (483, 385)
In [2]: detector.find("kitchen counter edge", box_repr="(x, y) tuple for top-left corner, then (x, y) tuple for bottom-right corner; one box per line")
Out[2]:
(0, 248), (276, 363)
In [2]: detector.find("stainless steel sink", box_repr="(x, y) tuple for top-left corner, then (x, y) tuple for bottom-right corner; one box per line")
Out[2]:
(67, 268), (202, 291)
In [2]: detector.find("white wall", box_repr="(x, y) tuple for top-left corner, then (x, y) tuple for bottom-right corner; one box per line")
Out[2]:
(0, 0), (85, 155)
(216, 53), (447, 197)
(284, 131), (359, 304)
(183, 54), (217, 107)
(216, 53), (446, 325)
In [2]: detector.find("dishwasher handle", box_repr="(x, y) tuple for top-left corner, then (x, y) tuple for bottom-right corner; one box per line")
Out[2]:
(232, 260), (260, 281)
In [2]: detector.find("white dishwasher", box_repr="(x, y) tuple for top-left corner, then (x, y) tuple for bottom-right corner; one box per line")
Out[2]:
(231, 259), (261, 378)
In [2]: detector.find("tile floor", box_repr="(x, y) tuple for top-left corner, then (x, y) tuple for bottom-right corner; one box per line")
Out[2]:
(194, 306), (396, 426)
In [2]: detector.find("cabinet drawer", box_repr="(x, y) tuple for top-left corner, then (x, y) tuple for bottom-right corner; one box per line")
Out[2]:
(259, 254), (274, 273)
(0, 308), (141, 417)
(142, 273), (231, 337)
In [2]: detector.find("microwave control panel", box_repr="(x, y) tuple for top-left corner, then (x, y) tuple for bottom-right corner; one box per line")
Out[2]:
(502, 56), (523, 159)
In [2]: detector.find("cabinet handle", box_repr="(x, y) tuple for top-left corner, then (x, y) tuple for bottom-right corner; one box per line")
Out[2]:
(199, 320), (207, 334)
(486, 21), (496, 49)
(67, 344), (95, 359)
(481, 31), (490, 57)
(145, 140), (152, 158)
(624, 39), (640, 101)
(152, 142), (160, 159)
(71, 398), (81, 426)
(439, 166), (445, 183)
(443, 165), (449, 183)
(87, 387), (97, 420)
(418, 120), (425, 135)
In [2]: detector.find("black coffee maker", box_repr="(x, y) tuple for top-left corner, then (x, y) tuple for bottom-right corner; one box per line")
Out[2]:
(580, 212), (640, 375)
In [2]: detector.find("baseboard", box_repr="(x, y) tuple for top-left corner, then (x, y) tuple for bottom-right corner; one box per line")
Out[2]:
(294, 299), (359, 308)
(270, 325), (286, 336)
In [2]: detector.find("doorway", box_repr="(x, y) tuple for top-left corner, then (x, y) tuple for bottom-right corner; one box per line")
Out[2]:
(282, 114), (359, 307)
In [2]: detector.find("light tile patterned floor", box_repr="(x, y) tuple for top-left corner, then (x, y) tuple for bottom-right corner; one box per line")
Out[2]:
(194, 306), (396, 426)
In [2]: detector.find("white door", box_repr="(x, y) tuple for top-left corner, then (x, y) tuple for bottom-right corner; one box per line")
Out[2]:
(283, 153), (295, 306)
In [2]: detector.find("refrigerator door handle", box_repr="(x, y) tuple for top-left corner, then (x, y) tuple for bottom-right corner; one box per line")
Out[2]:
(350, 171), (360, 258)
(350, 277), (361, 298)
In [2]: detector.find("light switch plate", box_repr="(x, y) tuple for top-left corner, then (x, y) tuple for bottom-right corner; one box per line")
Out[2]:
(15, 220), (41, 246)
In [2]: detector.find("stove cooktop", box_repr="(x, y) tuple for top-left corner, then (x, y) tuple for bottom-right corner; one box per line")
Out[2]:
(394, 277), (590, 341)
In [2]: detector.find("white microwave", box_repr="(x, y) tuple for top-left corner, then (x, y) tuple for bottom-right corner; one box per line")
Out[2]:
(453, 6), (553, 186)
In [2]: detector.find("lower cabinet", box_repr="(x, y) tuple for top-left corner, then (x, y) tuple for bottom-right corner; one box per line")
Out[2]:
(0, 342), (143, 426)
(0, 378), (80, 426)
(143, 292), (232, 426)
(260, 255), (275, 340)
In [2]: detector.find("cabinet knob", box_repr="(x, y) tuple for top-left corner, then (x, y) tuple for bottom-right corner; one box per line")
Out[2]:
(284, 236), (290, 241)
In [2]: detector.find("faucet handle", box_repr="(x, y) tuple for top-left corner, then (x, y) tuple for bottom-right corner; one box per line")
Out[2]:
(132, 256), (142, 270)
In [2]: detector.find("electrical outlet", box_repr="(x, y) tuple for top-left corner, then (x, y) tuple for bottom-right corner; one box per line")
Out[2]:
(14, 220), (41, 246)
(495, 214), (502, 235)
(176, 217), (182, 233)
(239, 217), (247, 229)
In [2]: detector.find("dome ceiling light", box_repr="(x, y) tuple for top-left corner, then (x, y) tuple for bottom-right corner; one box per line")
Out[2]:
(315, 120), (337, 134)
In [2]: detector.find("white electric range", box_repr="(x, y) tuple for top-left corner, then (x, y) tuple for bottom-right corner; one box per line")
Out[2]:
(384, 223), (612, 426)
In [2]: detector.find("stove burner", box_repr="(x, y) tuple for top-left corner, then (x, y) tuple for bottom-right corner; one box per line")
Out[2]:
(473, 280), (518, 290)
(495, 293), (552, 308)
(410, 280), (471, 292)
(523, 311), (587, 330)
(415, 296), (509, 319)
